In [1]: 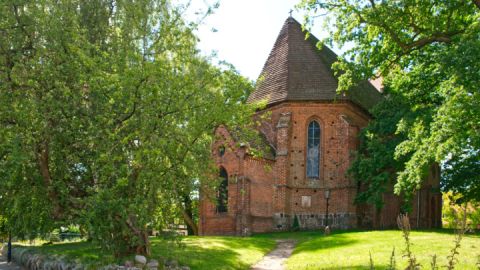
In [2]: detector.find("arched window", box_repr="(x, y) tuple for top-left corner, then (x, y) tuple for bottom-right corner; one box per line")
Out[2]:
(307, 121), (320, 178)
(217, 167), (228, 213)
(218, 146), (225, 157)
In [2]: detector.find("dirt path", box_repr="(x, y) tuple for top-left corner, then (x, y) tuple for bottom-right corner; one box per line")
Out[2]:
(251, 239), (296, 270)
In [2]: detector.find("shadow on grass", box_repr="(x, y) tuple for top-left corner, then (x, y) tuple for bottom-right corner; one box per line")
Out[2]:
(19, 236), (275, 270)
(412, 228), (480, 237)
(17, 241), (116, 265)
(254, 228), (480, 242)
(252, 230), (327, 242)
(304, 265), (389, 270)
(150, 236), (275, 270)
(253, 230), (362, 257)
(153, 245), (248, 270)
(291, 233), (359, 255)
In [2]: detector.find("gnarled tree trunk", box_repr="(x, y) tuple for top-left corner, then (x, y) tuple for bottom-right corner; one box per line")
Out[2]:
(182, 195), (198, 235)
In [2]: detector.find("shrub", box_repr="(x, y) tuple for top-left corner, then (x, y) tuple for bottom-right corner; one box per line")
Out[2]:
(443, 192), (480, 230)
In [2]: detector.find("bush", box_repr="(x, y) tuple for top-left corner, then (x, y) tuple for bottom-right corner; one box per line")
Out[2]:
(443, 192), (480, 230)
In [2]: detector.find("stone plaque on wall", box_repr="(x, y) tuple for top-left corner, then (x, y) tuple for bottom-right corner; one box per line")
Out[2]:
(301, 196), (311, 208)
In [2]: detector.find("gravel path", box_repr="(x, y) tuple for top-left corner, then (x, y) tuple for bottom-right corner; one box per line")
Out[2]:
(251, 239), (296, 270)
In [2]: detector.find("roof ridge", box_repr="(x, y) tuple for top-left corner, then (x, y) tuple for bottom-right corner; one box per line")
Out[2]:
(286, 17), (291, 100)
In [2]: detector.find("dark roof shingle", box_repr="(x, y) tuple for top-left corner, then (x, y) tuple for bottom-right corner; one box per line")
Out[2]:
(247, 17), (383, 111)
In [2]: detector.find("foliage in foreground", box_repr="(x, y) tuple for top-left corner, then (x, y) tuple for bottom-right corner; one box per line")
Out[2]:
(298, 0), (480, 207)
(443, 193), (480, 230)
(0, 0), (259, 256)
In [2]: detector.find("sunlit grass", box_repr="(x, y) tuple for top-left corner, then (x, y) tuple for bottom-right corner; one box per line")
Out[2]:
(21, 236), (275, 270)
(151, 236), (275, 270)
(15, 230), (480, 270)
(276, 230), (480, 270)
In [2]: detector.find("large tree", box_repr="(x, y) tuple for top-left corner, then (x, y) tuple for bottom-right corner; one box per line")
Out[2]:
(0, 0), (255, 256)
(298, 0), (480, 205)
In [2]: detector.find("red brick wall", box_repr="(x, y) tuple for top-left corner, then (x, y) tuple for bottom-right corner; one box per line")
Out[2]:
(268, 102), (368, 229)
(200, 101), (442, 235)
(245, 157), (274, 218)
(365, 163), (442, 229)
(251, 217), (274, 233)
(199, 126), (240, 235)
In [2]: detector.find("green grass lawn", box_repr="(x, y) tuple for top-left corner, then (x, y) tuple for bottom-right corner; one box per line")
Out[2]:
(150, 236), (275, 270)
(256, 230), (480, 270)
(21, 236), (275, 270)
(17, 230), (480, 270)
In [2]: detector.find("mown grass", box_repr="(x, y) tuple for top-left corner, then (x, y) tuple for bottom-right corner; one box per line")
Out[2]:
(21, 235), (275, 270)
(25, 240), (109, 266)
(256, 230), (480, 270)
(150, 236), (275, 269)
(17, 230), (480, 270)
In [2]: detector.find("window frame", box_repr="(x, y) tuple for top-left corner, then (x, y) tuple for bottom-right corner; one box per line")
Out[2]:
(216, 167), (229, 214)
(305, 119), (323, 180)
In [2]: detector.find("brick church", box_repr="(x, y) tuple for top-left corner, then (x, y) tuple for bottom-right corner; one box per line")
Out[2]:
(199, 17), (442, 235)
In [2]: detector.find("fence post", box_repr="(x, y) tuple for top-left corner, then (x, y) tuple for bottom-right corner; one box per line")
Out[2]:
(7, 232), (12, 262)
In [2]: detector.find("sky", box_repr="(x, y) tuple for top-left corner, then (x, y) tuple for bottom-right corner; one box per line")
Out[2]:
(186, 0), (334, 80)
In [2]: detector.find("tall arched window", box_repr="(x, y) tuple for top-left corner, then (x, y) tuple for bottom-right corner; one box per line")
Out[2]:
(307, 121), (320, 178)
(217, 167), (228, 213)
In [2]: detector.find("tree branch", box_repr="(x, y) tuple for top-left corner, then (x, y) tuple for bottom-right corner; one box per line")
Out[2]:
(351, 2), (465, 53)
(115, 76), (147, 127)
(402, 30), (464, 51)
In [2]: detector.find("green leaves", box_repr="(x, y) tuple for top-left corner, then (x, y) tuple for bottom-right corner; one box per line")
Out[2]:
(0, 0), (255, 255)
(299, 0), (480, 208)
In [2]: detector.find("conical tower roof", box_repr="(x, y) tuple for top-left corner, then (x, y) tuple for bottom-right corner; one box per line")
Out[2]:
(247, 17), (382, 111)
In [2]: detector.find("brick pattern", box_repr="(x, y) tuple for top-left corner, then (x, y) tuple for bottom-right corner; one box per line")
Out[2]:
(199, 16), (440, 235)
(199, 102), (442, 235)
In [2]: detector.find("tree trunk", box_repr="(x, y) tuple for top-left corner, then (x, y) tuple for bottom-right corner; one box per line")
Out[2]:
(124, 215), (151, 256)
(36, 141), (63, 219)
(134, 230), (150, 256)
(182, 195), (198, 235)
(7, 232), (11, 262)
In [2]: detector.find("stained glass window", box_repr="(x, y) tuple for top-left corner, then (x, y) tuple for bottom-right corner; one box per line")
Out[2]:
(307, 121), (320, 178)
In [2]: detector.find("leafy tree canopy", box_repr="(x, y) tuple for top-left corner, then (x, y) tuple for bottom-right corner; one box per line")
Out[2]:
(0, 0), (257, 256)
(298, 0), (480, 205)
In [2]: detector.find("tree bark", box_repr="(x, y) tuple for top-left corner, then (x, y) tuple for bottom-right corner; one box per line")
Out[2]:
(124, 215), (151, 256)
(37, 140), (63, 219)
(182, 195), (198, 235)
